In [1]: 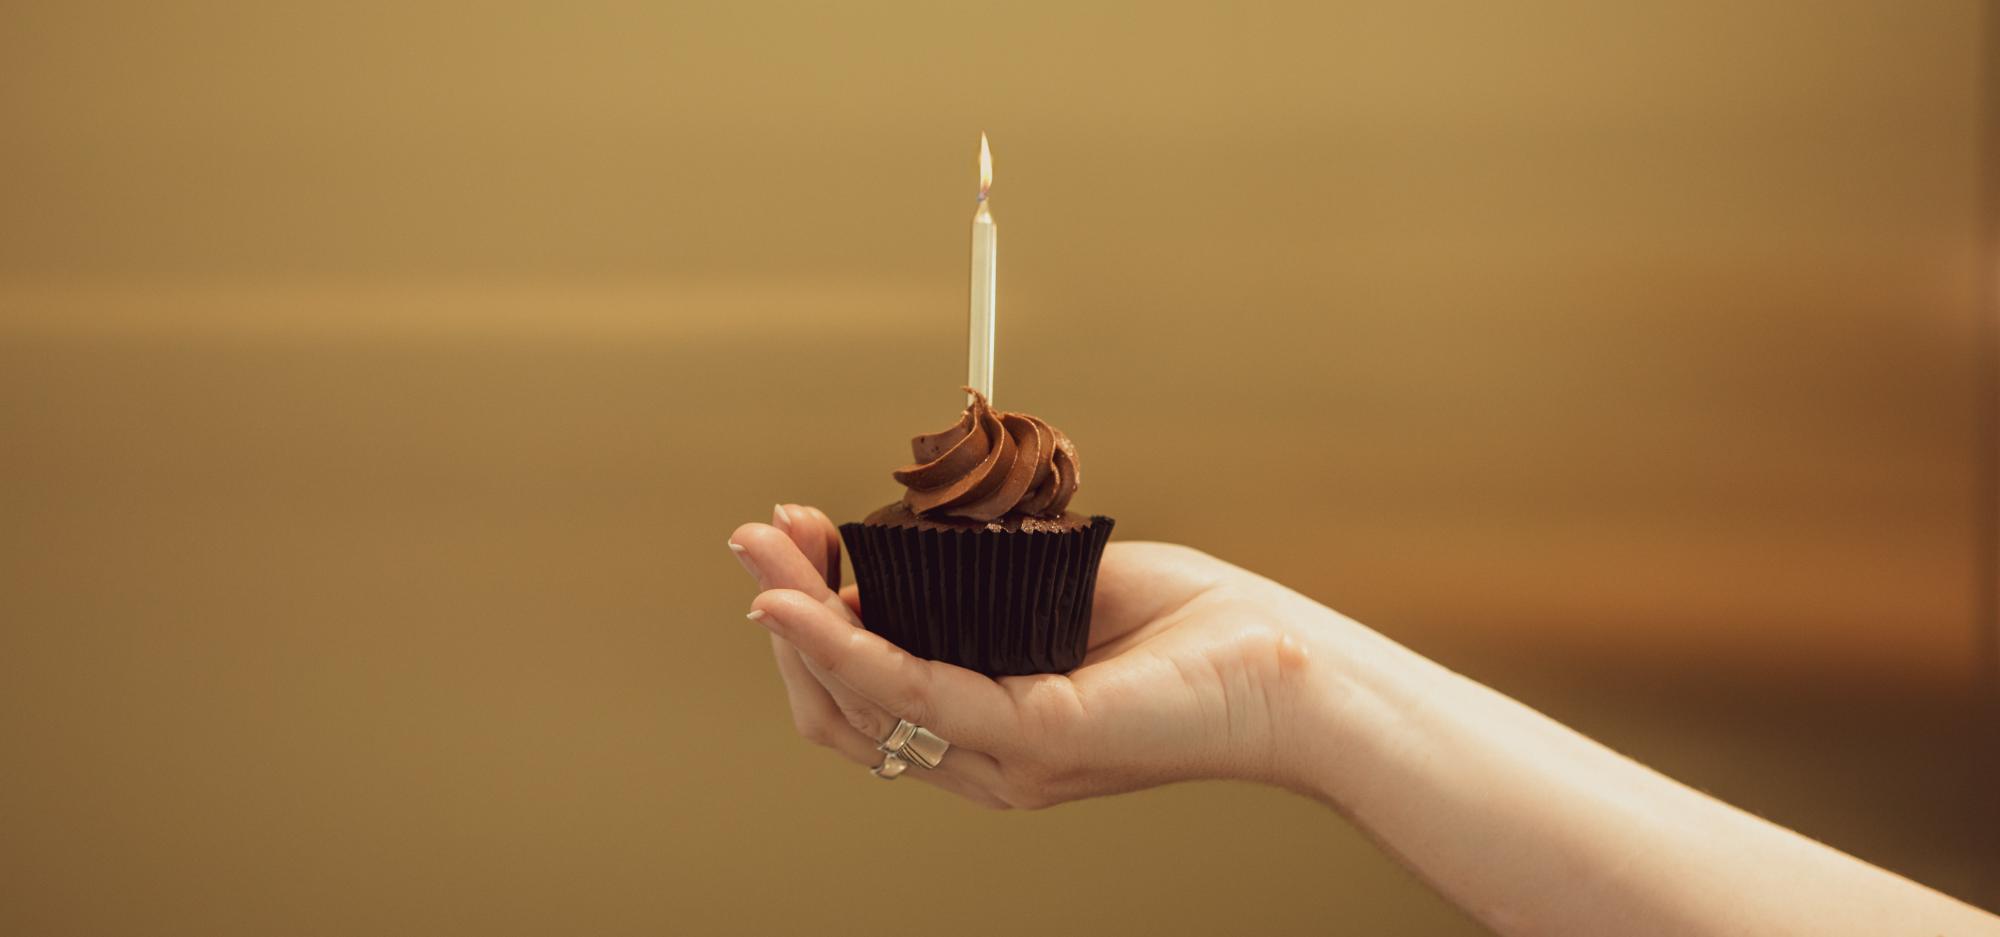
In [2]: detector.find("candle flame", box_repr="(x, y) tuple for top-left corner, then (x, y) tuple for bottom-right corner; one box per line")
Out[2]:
(977, 132), (992, 201)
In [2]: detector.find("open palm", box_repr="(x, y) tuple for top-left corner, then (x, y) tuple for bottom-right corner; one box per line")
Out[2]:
(730, 504), (1318, 808)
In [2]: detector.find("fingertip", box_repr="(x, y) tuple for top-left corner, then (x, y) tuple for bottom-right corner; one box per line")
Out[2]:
(731, 521), (793, 556)
(729, 521), (772, 549)
(749, 588), (826, 638)
(777, 503), (825, 566)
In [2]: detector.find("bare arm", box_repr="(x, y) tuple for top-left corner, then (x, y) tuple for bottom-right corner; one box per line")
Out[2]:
(1290, 594), (1997, 936)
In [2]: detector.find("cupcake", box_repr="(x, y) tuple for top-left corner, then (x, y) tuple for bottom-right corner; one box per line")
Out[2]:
(840, 388), (1114, 676)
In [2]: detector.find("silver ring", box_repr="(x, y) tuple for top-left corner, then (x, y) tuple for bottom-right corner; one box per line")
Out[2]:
(878, 718), (950, 771)
(877, 720), (917, 756)
(870, 751), (909, 780)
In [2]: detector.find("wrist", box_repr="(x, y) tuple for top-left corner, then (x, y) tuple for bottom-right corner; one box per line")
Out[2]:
(1265, 597), (1444, 806)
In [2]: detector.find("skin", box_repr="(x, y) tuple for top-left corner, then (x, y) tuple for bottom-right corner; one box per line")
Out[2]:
(728, 503), (2000, 937)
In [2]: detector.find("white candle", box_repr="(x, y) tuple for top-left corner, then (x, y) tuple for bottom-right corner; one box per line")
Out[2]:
(968, 132), (997, 404)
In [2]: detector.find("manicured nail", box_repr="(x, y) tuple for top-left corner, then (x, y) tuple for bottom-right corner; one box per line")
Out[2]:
(772, 504), (793, 531)
(728, 540), (758, 580)
(746, 608), (787, 637)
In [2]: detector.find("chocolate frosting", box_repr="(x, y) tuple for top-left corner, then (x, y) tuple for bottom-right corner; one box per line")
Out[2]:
(891, 388), (1081, 522)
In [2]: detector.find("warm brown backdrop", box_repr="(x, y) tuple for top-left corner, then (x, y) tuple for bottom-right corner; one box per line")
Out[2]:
(2, 2), (1995, 934)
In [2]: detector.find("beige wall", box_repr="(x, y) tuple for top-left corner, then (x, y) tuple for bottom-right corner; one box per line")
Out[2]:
(1, 2), (1993, 933)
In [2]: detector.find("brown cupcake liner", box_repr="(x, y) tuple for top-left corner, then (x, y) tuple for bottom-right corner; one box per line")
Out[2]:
(838, 516), (1115, 677)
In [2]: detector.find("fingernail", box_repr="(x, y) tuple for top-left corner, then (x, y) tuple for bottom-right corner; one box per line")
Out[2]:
(747, 608), (787, 638)
(728, 540), (758, 580)
(772, 504), (793, 531)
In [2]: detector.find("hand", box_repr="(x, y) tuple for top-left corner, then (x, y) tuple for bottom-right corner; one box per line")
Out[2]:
(726, 508), (2000, 935)
(727, 503), (1331, 809)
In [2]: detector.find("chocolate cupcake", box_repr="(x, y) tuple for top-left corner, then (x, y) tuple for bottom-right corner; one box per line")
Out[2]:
(840, 388), (1114, 676)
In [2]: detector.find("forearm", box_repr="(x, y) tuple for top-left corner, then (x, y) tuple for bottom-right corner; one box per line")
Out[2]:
(1282, 607), (1999, 937)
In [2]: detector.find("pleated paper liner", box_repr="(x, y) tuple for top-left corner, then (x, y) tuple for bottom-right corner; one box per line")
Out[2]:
(838, 516), (1115, 677)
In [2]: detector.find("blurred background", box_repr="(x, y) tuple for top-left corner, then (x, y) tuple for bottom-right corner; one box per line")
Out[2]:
(2, 1), (1996, 933)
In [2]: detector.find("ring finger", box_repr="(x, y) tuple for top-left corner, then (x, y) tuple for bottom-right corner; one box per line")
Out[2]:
(771, 634), (1008, 805)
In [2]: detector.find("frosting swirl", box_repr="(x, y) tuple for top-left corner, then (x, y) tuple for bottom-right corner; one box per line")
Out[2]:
(891, 388), (1080, 522)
